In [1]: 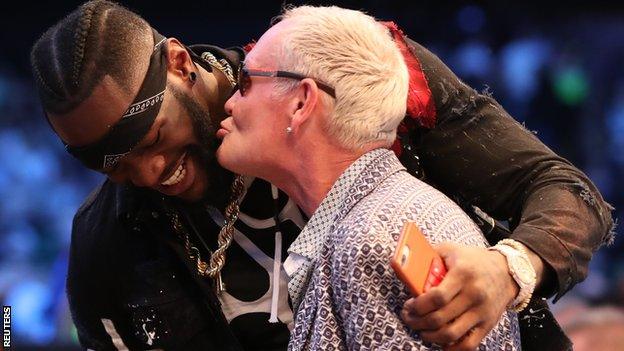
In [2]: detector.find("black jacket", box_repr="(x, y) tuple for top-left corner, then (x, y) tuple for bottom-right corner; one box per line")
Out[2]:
(68, 181), (244, 350)
(66, 40), (614, 350)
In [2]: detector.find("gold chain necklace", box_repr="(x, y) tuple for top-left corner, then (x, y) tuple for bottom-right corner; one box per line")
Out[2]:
(169, 175), (246, 294)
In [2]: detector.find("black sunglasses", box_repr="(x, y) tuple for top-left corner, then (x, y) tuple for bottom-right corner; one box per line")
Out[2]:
(236, 65), (336, 98)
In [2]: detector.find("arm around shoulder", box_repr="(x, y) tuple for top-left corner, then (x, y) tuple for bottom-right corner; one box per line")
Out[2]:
(403, 37), (615, 300)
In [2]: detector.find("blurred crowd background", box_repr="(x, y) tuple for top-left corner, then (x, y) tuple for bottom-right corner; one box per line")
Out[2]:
(0, 1), (622, 349)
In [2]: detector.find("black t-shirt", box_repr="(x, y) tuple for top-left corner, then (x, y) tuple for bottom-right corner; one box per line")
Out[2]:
(184, 179), (303, 351)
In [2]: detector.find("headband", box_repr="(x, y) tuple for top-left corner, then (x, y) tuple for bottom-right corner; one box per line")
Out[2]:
(65, 28), (168, 171)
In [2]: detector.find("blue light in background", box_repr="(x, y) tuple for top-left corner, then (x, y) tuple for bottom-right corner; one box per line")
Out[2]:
(452, 40), (493, 79)
(4, 222), (39, 262)
(500, 38), (552, 103)
(575, 251), (609, 299)
(456, 5), (486, 34)
(605, 91), (624, 166)
(6, 279), (56, 345)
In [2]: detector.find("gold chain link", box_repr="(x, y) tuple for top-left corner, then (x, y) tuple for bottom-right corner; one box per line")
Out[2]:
(169, 175), (246, 294)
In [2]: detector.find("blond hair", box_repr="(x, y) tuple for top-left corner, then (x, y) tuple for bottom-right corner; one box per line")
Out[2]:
(274, 6), (408, 150)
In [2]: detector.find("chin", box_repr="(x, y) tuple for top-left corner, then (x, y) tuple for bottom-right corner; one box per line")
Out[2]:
(178, 179), (207, 202)
(157, 150), (207, 202)
(185, 160), (211, 201)
(178, 146), (234, 207)
(177, 189), (205, 202)
(216, 146), (241, 174)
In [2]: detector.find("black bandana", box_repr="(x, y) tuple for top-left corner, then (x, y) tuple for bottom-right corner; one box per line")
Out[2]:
(65, 28), (168, 171)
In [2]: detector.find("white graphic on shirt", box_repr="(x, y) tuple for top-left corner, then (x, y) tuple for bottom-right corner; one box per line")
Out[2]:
(219, 229), (294, 330)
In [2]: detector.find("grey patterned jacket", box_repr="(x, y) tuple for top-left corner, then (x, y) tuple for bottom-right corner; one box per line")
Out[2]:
(287, 149), (521, 350)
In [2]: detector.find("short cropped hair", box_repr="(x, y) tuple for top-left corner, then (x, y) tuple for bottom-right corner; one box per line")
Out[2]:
(30, 0), (152, 114)
(275, 6), (408, 150)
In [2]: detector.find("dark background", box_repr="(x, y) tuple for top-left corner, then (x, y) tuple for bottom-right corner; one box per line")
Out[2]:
(0, 0), (622, 349)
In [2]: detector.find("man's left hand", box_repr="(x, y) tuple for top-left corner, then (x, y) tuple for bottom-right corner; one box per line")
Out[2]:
(401, 243), (519, 350)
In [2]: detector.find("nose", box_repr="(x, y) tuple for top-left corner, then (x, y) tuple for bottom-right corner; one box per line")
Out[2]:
(124, 153), (167, 188)
(224, 90), (240, 117)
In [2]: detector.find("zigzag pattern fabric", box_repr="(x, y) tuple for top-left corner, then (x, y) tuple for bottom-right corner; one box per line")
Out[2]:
(288, 149), (521, 350)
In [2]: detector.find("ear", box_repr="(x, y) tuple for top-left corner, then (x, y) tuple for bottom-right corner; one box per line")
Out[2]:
(165, 38), (195, 85)
(289, 78), (321, 133)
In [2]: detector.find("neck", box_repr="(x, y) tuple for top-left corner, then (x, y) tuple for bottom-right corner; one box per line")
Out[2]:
(273, 143), (377, 217)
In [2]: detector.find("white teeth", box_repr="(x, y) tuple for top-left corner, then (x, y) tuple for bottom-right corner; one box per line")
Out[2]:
(161, 163), (186, 186)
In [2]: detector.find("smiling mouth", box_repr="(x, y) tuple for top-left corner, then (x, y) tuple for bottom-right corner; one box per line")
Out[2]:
(161, 162), (187, 186)
(161, 153), (188, 186)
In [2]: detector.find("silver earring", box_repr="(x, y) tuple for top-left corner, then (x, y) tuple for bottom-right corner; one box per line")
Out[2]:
(285, 126), (292, 134)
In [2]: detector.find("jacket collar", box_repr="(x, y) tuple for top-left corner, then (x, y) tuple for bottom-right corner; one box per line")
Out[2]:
(287, 148), (405, 261)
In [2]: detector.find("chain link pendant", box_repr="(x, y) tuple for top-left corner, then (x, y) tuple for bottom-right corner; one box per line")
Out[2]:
(215, 272), (226, 294)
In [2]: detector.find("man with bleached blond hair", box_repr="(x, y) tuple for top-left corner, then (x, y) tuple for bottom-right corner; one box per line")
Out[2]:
(217, 6), (521, 350)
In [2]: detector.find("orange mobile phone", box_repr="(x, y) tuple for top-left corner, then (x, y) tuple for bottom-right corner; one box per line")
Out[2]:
(390, 222), (447, 296)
